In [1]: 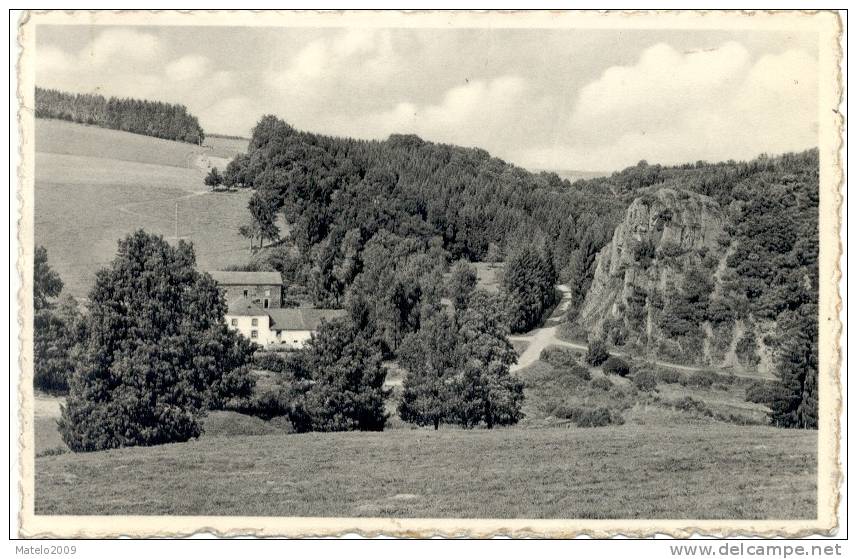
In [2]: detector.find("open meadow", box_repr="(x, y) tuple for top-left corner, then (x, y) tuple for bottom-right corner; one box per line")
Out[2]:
(35, 119), (256, 298)
(35, 424), (816, 519)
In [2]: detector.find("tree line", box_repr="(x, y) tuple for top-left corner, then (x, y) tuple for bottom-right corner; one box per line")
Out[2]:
(35, 87), (205, 145)
(224, 117), (599, 331)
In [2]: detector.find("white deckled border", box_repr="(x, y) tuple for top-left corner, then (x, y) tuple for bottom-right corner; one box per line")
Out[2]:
(15, 9), (844, 539)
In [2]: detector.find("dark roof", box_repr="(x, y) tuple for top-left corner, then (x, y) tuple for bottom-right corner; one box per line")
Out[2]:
(208, 270), (282, 286)
(226, 298), (268, 316)
(266, 308), (346, 331)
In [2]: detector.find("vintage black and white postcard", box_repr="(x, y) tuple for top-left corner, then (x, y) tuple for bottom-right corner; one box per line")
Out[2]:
(14, 9), (843, 538)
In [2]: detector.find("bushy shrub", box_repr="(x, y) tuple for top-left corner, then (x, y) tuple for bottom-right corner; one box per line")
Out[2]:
(602, 356), (630, 377)
(745, 380), (788, 406)
(567, 364), (592, 381)
(540, 346), (579, 369)
(671, 396), (713, 416)
(633, 369), (658, 391)
(736, 330), (761, 368)
(36, 447), (69, 458)
(590, 376), (613, 391)
(230, 388), (294, 421)
(585, 338), (610, 366)
(655, 368), (682, 384)
(559, 406), (624, 427)
(682, 370), (723, 388)
(252, 351), (290, 373)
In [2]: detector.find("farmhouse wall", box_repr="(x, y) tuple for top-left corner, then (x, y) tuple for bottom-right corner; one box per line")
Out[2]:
(220, 284), (282, 309)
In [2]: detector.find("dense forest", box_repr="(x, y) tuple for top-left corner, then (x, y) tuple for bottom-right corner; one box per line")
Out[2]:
(35, 87), (205, 144)
(224, 115), (818, 428)
(226, 116), (623, 311)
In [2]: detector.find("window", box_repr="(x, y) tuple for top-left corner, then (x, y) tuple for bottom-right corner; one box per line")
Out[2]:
(265, 289), (271, 296)
(263, 299), (269, 309)
(243, 289), (249, 298)
(251, 330), (258, 339)
(230, 318), (237, 326)
(251, 318), (258, 326)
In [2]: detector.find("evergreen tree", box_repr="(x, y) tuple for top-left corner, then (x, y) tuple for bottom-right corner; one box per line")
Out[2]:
(288, 318), (389, 432)
(58, 231), (255, 451)
(770, 302), (818, 429)
(501, 245), (557, 333)
(447, 260), (477, 311)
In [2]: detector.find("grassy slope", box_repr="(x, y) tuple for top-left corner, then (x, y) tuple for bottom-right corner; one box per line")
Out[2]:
(36, 119), (207, 168)
(35, 425), (816, 519)
(35, 119), (253, 298)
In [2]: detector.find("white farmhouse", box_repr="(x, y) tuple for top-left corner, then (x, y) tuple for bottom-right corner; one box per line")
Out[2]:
(225, 297), (345, 349)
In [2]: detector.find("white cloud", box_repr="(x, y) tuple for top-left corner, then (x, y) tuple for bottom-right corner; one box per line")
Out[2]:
(266, 29), (398, 97)
(197, 96), (257, 136)
(35, 45), (74, 78)
(79, 29), (161, 68)
(521, 42), (818, 171)
(34, 29), (819, 172)
(308, 76), (534, 152)
(165, 55), (211, 82)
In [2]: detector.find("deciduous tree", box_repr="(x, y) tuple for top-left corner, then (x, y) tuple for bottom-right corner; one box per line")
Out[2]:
(58, 231), (255, 451)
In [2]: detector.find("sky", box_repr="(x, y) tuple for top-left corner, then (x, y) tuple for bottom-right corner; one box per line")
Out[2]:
(35, 25), (820, 172)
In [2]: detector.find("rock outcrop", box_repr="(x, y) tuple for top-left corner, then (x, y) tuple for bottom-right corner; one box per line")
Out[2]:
(577, 188), (771, 370)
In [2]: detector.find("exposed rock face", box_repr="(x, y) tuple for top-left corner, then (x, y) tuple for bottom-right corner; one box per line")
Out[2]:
(577, 188), (770, 370)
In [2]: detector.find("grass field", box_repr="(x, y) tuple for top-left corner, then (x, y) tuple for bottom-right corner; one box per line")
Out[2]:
(35, 120), (256, 298)
(34, 424), (816, 518)
(203, 135), (250, 159)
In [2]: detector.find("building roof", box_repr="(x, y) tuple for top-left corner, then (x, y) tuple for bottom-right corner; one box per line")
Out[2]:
(226, 298), (268, 316)
(267, 308), (346, 331)
(208, 270), (282, 286)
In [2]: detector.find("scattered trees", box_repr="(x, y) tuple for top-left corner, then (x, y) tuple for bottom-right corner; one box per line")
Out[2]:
(204, 167), (223, 190)
(35, 87), (204, 144)
(58, 231), (255, 451)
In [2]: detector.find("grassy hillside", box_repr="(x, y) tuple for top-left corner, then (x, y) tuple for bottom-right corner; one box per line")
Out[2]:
(35, 425), (816, 518)
(36, 119), (206, 168)
(35, 120), (256, 298)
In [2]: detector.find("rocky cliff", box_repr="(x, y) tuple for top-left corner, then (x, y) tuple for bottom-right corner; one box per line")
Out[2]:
(577, 188), (772, 371)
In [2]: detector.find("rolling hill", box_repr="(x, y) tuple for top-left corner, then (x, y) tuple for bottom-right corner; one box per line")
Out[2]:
(34, 119), (257, 298)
